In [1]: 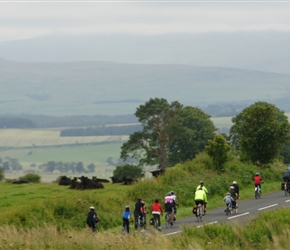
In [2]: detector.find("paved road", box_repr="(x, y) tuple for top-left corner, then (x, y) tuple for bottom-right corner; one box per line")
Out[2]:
(156, 190), (290, 236)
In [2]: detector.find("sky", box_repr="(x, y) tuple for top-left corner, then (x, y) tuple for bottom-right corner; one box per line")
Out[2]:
(1, 1), (290, 42)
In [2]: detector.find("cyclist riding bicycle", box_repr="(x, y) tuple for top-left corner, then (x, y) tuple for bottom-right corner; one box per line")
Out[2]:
(151, 199), (164, 231)
(194, 188), (207, 215)
(164, 192), (174, 225)
(133, 198), (143, 229)
(140, 200), (148, 226)
(229, 186), (238, 208)
(196, 181), (208, 214)
(283, 167), (290, 183)
(232, 181), (240, 199)
(223, 192), (235, 211)
(169, 191), (178, 221)
(254, 173), (263, 194)
(122, 205), (132, 234)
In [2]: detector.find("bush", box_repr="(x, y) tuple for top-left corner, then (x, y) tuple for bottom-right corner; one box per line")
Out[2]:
(19, 173), (41, 183)
(0, 167), (4, 181)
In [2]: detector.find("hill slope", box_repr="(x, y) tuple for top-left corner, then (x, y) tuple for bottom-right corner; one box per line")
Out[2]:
(1, 59), (290, 116)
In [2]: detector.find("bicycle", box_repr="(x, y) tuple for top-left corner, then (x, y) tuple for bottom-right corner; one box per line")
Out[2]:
(165, 212), (173, 228)
(284, 182), (290, 196)
(152, 214), (161, 231)
(134, 214), (146, 230)
(231, 200), (238, 214)
(122, 220), (133, 235)
(224, 203), (232, 216)
(196, 203), (203, 222)
(255, 185), (261, 199)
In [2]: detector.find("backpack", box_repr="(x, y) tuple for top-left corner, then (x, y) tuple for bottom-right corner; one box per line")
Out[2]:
(192, 205), (197, 215)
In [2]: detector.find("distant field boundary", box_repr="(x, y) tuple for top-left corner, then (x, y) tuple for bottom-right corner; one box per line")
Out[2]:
(0, 114), (289, 148)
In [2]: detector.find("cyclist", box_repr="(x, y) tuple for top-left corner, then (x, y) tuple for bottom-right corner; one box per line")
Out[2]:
(170, 191), (178, 221)
(196, 181), (208, 214)
(122, 205), (132, 234)
(140, 200), (148, 227)
(86, 206), (101, 234)
(194, 188), (207, 215)
(151, 199), (164, 231)
(134, 198), (143, 229)
(223, 192), (235, 211)
(254, 173), (263, 196)
(283, 167), (290, 185)
(229, 186), (238, 208)
(164, 192), (174, 225)
(232, 181), (240, 199)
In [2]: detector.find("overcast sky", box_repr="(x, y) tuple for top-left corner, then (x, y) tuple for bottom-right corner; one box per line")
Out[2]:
(1, 1), (290, 42)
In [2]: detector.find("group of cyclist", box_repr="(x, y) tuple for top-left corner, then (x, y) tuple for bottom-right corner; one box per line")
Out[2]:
(121, 190), (179, 233)
(91, 170), (290, 234)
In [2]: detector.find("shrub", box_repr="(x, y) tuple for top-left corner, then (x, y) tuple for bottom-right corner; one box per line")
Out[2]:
(19, 173), (41, 183)
(0, 167), (4, 181)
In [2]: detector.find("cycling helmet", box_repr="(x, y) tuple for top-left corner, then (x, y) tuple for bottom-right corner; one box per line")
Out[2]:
(227, 192), (231, 196)
(90, 206), (95, 210)
(199, 181), (204, 184)
(125, 205), (130, 209)
(255, 172), (259, 176)
(230, 186), (234, 189)
(170, 191), (174, 195)
(233, 181), (237, 184)
(167, 192), (172, 196)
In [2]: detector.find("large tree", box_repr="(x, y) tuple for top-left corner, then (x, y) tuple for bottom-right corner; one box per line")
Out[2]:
(121, 98), (182, 171)
(120, 98), (216, 170)
(168, 106), (216, 166)
(230, 101), (290, 165)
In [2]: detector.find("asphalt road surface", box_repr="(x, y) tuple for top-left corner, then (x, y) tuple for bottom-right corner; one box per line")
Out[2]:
(154, 190), (290, 236)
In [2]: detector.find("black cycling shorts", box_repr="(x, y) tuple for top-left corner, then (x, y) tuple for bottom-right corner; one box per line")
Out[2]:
(195, 200), (205, 206)
(165, 202), (173, 212)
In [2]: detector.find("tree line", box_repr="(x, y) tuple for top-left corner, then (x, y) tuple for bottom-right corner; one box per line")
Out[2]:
(119, 98), (290, 175)
(0, 103), (253, 129)
(60, 124), (142, 137)
(0, 158), (98, 177)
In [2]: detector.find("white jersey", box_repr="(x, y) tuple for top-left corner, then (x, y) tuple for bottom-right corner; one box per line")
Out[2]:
(164, 195), (174, 204)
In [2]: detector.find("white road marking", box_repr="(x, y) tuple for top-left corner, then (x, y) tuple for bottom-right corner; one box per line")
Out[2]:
(258, 204), (278, 211)
(196, 221), (218, 228)
(285, 200), (290, 203)
(165, 230), (182, 236)
(228, 212), (249, 220)
(164, 221), (218, 235)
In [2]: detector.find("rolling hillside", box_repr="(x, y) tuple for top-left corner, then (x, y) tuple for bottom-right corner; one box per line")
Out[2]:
(1, 59), (290, 116)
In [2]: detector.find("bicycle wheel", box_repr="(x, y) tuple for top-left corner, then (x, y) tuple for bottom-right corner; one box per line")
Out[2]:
(165, 214), (170, 228)
(257, 188), (261, 199)
(255, 187), (259, 199)
(197, 205), (202, 222)
(226, 207), (229, 216)
(199, 209), (203, 222)
(154, 218), (159, 229)
(122, 226), (127, 235)
(140, 216), (146, 230)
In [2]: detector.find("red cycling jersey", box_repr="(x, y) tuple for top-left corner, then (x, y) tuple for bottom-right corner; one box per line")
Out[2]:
(152, 203), (164, 214)
(254, 176), (262, 185)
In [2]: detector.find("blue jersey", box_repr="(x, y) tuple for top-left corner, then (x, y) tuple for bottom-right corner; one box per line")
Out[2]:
(122, 210), (131, 219)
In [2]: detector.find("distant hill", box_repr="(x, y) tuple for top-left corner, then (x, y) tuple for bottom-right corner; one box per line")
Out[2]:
(0, 59), (290, 116)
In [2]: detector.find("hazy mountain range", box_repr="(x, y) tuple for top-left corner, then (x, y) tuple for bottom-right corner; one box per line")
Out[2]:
(1, 33), (290, 117)
(1, 59), (290, 117)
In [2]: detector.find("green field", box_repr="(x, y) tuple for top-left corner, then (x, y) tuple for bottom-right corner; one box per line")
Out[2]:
(1, 114), (289, 181)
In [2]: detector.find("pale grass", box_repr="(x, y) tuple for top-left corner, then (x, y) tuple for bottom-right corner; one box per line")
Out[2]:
(0, 224), (175, 250)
